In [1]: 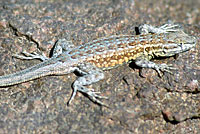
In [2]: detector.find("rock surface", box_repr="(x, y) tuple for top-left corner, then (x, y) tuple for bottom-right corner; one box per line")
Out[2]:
(0, 0), (199, 133)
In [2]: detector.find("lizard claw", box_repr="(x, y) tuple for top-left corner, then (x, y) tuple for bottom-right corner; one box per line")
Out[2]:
(155, 63), (177, 77)
(13, 51), (48, 61)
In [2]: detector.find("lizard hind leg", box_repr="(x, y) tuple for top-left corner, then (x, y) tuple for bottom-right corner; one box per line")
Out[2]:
(13, 38), (76, 61)
(68, 63), (108, 106)
(13, 51), (49, 61)
(52, 38), (75, 57)
(13, 38), (75, 61)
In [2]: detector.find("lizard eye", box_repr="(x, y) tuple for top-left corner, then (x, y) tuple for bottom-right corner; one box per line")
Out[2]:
(179, 42), (183, 46)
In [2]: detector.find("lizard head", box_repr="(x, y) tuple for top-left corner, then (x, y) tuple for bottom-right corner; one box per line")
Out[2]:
(154, 31), (197, 57)
(173, 31), (197, 52)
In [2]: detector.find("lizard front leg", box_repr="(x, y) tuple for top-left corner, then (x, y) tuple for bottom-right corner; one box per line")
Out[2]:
(139, 23), (180, 34)
(135, 23), (180, 76)
(135, 57), (176, 77)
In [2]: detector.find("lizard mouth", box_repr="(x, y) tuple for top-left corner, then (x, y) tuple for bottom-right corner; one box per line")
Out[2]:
(182, 36), (197, 50)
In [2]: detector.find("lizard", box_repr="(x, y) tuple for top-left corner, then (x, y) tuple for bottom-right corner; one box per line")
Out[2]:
(0, 24), (197, 106)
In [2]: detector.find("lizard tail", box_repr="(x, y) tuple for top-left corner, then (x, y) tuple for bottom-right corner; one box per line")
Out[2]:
(0, 61), (59, 87)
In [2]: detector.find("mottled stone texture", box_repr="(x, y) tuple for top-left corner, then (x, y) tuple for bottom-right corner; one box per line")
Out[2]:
(0, 0), (199, 133)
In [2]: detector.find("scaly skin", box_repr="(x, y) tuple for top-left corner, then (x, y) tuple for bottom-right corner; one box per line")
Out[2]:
(0, 24), (197, 106)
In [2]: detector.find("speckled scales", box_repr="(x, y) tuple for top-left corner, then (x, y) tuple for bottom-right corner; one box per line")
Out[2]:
(0, 24), (197, 106)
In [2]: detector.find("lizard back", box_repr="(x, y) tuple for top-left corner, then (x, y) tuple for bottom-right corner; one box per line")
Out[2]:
(66, 32), (196, 70)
